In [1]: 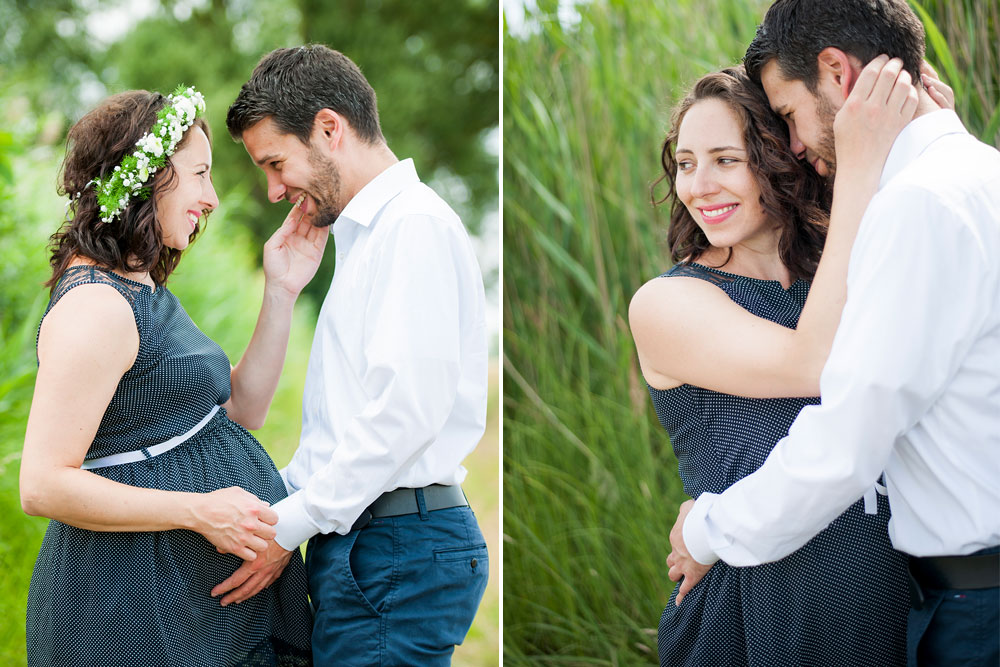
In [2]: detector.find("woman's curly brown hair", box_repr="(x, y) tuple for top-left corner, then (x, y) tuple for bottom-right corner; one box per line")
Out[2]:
(652, 65), (830, 281)
(48, 90), (211, 291)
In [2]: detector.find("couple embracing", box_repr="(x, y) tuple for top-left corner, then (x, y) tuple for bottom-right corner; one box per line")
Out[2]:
(630, 0), (999, 665)
(21, 45), (489, 666)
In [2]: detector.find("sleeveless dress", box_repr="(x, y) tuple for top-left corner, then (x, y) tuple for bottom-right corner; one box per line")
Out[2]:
(650, 263), (909, 667)
(26, 266), (312, 667)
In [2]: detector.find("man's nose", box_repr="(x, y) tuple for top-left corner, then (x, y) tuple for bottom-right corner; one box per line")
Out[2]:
(788, 126), (806, 160)
(267, 176), (287, 203)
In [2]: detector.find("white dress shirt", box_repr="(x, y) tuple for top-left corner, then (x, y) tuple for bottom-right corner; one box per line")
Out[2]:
(272, 158), (488, 550)
(684, 110), (1000, 566)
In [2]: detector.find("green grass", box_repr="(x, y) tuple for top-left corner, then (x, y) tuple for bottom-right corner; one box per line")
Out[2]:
(502, 1), (999, 663)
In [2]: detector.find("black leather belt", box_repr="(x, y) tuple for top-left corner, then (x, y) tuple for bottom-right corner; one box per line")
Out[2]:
(350, 484), (468, 531)
(909, 551), (1000, 591)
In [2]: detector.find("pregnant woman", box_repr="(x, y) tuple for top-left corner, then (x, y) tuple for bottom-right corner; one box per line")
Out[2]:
(21, 86), (318, 666)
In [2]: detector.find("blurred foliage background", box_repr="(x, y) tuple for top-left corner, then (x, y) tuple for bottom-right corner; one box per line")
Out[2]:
(502, 0), (999, 663)
(2, 0), (499, 307)
(0, 0), (499, 664)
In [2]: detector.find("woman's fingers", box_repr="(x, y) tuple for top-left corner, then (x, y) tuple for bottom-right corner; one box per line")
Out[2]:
(851, 54), (891, 101)
(919, 59), (941, 81)
(884, 68), (917, 116)
(921, 72), (956, 110)
(870, 57), (906, 105)
(253, 522), (277, 541)
(258, 505), (278, 525)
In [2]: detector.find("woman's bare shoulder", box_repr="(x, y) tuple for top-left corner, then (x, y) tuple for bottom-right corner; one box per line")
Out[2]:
(38, 282), (139, 369)
(630, 272), (728, 325)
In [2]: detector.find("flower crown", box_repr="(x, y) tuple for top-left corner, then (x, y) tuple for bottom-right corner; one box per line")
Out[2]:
(89, 85), (207, 223)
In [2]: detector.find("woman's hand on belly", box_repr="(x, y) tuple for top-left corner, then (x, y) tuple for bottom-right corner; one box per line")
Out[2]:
(184, 487), (278, 561)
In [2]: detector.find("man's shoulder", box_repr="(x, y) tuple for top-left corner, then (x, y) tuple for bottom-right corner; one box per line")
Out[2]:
(392, 181), (460, 218)
(860, 134), (1000, 262)
(377, 182), (465, 236)
(887, 133), (1000, 203)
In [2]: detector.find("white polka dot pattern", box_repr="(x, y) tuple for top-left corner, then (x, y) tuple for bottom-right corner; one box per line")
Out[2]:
(26, 266), (312, 666)
(650, 263), (909, 667)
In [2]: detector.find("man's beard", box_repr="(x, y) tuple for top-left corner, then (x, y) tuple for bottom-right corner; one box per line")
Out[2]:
(815, 91), (838, 180)
(305, 145), (344, 228)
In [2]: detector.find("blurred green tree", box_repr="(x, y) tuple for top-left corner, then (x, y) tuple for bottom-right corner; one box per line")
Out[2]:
(1, 0), (498, 306)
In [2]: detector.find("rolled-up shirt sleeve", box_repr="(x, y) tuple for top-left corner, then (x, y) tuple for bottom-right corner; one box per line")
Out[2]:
(272, 215), (464, 549)
(684, 185), (991, 566)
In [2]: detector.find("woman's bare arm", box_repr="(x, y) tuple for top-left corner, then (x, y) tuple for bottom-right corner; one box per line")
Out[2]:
(20, 284), (276, 561)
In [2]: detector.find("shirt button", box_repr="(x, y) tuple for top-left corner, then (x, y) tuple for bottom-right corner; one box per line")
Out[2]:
(471, 558), (478, 569)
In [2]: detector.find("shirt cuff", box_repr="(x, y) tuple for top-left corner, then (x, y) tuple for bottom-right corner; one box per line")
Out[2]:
(683, 493), (722, 566)
(272, 490), (322, 551)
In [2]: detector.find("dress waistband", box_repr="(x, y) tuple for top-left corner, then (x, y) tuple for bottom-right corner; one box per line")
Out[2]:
(81, 405), (220, 470)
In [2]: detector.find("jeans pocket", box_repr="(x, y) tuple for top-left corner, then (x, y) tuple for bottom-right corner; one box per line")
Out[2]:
(434, 543), (488, 566)
(346, 526), (394, 616)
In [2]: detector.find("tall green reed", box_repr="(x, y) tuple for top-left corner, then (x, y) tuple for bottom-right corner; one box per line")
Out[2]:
(504, 1), (768, 662)
(913, 0), (1000, 147)
(503, 1), (999, 663)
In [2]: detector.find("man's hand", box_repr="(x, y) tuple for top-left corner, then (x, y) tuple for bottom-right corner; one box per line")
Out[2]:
(211, 538), (293, 606)
(666, 499), (712, 606)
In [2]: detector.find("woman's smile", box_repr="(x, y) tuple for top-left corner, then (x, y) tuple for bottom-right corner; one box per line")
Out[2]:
(698, 203), (739, 224)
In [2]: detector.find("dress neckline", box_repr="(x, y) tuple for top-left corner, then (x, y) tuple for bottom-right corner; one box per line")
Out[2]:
(684, 262), (806, 291)
(64, 264), (158, 294)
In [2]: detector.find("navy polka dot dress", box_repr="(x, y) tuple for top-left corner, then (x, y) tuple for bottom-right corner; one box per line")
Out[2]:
(26, 266), (312, 667)
(650, 263), (909, 667)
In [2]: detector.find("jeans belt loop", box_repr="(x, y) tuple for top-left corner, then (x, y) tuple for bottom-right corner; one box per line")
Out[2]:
(415, 487), (429, 521)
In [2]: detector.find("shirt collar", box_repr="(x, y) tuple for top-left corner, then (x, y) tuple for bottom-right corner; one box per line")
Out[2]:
(879, 109), (968, 190)
(336, 158), (419, 229)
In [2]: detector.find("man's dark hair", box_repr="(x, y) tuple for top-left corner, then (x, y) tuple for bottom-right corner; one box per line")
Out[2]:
(744, 0), (925, 91)
(227, 44), (384, 145)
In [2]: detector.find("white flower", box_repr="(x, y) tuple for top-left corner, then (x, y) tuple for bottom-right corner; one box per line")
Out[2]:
(147, 136), (164, 157)
(92, 86), (204, 224)
(174, 96), (196, 122)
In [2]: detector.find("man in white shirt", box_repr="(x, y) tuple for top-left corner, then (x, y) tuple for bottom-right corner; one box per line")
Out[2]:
(667, 1), (1000, 664)
(217, 45), (489, 664)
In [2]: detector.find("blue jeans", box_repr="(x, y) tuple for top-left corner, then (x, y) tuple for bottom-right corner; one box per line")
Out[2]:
(305, 504), (488, 666)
